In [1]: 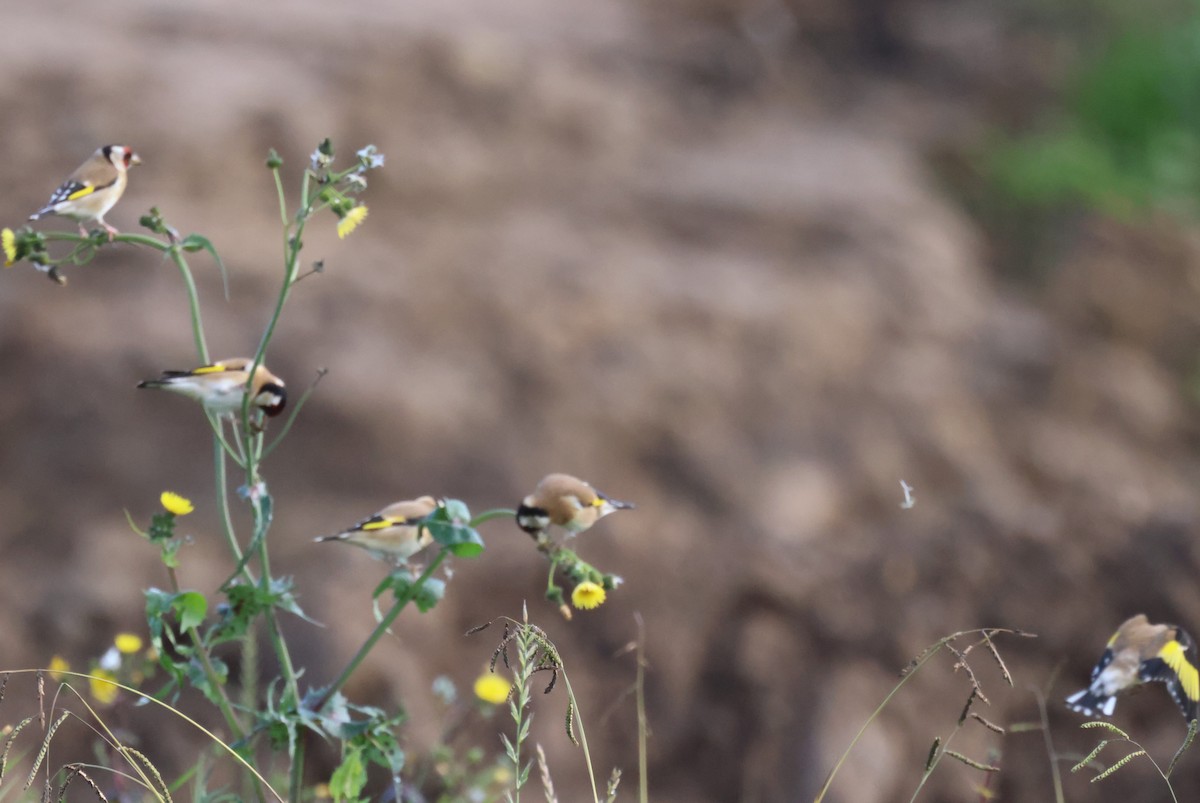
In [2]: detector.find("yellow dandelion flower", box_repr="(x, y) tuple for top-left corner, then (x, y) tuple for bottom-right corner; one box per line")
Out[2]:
(48, 655), (70, 681)
(160, 491), (194, 516)
(115, 633), (143, 654)
(89, 669), (120, 705)
(2, 228), (16, 267)
(571, 581), (607, 610)
(474, 672), (512, 705)
(337, 205), (368, 239)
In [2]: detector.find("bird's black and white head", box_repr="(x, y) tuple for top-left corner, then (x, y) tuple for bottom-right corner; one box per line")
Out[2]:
(103, 145), (141, 171)
(254, 381), (287, 417)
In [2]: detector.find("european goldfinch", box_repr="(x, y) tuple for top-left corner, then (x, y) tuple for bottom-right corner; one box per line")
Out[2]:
(315, 496), (440, 565)
(516, 473), (633, 537)
(136, 358), (287, 418)
(1066, 614), (1200, 722)
(29, 145), (141, 239)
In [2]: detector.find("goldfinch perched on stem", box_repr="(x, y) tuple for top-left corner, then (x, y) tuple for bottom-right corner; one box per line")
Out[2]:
(315, 496), (440, 566)
(29, 145), (141, 239)
(136, 358), (287, 419)
(516, 473), (633, 538)
(1066, 614), (1200, 722)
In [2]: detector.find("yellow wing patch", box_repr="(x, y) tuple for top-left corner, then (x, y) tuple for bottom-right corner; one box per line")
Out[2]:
(65, 185), (96, 201)
(361, 518), (403, 532)
(591, 497), (604, 508)
(191, 364), (228, 374)
(1159, 640), (1200, 703)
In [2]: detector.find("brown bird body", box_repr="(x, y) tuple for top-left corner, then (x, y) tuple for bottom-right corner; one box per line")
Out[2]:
(30, 145), (141, 238)
(315, 496), (440, 565)
(136, 357), (287, 418)
(517, 473), (633, 537)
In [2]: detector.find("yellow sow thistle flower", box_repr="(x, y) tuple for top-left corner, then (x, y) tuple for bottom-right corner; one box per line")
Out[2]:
(47, 655), (70, 681)
(160, 491), (194, 516)
(89, 669), (120, 705)
(571, 581), (606, 610)
(115, 633), (144, 655)
(474, 673), (512, 705)
(2, 228), (16, 267)
(337, 204), (368, 239)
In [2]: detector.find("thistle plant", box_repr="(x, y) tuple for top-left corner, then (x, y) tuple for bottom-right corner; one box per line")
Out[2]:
(2, 138), (634, 801)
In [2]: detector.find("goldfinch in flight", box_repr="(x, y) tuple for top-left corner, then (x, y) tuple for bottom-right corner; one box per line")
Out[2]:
(29, 145), (141, 239)
(315, 496), (440, 565)
(516, 473), (633, 538)
(1066, 614), (1200, 722)
(136, 358), (287, 419)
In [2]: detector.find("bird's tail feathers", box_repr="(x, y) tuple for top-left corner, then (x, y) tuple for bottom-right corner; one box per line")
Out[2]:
(1065, 689), (1117, 718)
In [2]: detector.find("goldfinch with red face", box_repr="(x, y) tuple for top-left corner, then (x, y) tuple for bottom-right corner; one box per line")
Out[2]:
(516, 473), (633, 538)
(136, 358), (287, 419)
(29, 145), (141, 239)
(315, 496), (440, 565)
(1066, 614), (1200, 722)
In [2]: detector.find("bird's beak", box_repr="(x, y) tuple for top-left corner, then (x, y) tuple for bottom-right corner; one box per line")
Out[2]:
(130, 153), (142, 166)
(609, 499), (635, 510)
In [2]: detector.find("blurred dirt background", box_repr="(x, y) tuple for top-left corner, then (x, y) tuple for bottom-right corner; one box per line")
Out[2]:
(3, 0), (1200, 800)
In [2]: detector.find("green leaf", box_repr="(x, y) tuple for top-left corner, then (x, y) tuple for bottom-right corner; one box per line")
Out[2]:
(174, 591), (208, 630)
(423, 499), (486, 558)
(144, 588), (173, 642)
(329, 745), (367, 803)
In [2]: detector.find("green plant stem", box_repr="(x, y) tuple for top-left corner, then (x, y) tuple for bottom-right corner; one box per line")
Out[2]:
(42, 231), (210, 362)
(166, 246), (210, 363)
(289, 731), (306, 803)
(469, 508), (518, 527)
(165, 566), (244, 741)
(315, 549), (450, 712)
(634, 613), (649, 803)
(256, 527), (300, 705)
(213, 438), (250, 574)
(1032, 687), (1065, 803)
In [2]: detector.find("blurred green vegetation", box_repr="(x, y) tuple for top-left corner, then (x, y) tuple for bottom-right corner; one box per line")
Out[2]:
(990, 8), (1200, 218)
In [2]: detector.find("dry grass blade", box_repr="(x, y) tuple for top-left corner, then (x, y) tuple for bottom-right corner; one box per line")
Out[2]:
(1090, 750), (1146, 782)
(1071, 741), (1109, 773)
(536, 744), (558, 803)
(946, 643), (989, 706)
(24, 712), (68, 790)
(970, 713), (1006, 734)
(1, 716), (36, 783)
(605, 767), (622, 803)
(982, 631), (1013, 687)
(57, 763), (110, 802)
(958, 688), (979, 725)
(945, 750), (1000, 772)
(565, 697), (578, 746)
(36, 672), (45, 730)
(1081, 721), (1129, 738)
(925, 737), (941, 772)
(1166, 718), (1198, 778)
(122, 747), (172, 802)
